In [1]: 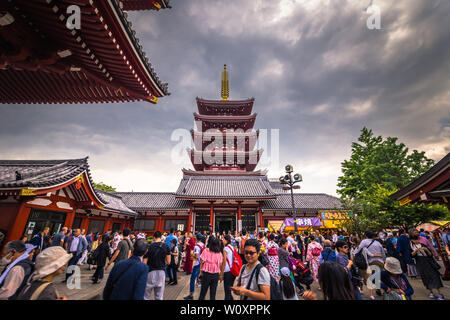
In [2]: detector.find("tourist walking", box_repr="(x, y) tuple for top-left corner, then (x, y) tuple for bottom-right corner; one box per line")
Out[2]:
(396, 229), (418, 277)
(64, 228), (87, 282)
(143, 231), (171, 300)
(103, 239), (149, 300)
(221, 234), (239, 300)
(91, 235), (112, 284)
(183, 233), (195, 275)
(231, 239), (271, 300)
(303, 261), (356, 300)
(168, 238), (179, 285)
(410, 235), (445, 300)
(335, 240), (362, 300)
(17, 246), (71, 300)
(319, 240), (336, 263)
(306, 236), (323, 282)
(379, 257), (414, 300)
(106, 229), (133, 269)
(266, 234), (280, 280)
(198, 237), (223, 300)
(279, 267), (298, 300)
(184, 234), (205, 300)
(236, 229), (250, 263)
(0, 241), (35, 300)
(30, 227), (49, 261)
(50, 227), (67, 247)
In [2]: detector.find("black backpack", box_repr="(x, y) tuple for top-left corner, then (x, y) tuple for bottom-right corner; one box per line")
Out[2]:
(239, 263), (282, 300)
(354, 240), (375, 270)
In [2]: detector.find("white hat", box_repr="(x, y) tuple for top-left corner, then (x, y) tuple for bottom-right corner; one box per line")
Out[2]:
(281, 267), (291, 277)
(384, 257), (403, 275)
(31, 246), (72, 281)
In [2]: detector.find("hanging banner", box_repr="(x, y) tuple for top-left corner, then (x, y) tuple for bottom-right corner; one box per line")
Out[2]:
(282, 217), (322, 230)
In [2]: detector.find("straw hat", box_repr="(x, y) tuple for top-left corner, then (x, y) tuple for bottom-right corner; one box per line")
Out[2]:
(31, 246), (72, 281)
(384, 257), (402, 275)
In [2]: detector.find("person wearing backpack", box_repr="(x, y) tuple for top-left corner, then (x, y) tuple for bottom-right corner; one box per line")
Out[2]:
(231, 239), (272, 300)
(183, 234), (205, 300)
(355, 231), (385, 298)
(237, 229), (250, 263)
(220, 234), (241, 300)
(143, 231), (171, 300)
(319, 240), (336, 264)
(106, 229), (133, 270)
(103, 239), (149, 300)
(306, 236), (323, 283)
(91, 235), (112, 284)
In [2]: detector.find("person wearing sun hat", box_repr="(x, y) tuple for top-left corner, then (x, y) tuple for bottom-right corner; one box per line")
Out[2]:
(17, 246), (72, 300)
(377, 257), (414, 300)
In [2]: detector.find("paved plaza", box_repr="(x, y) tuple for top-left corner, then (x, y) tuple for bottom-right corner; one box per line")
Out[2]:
(55, 262), (450, 301)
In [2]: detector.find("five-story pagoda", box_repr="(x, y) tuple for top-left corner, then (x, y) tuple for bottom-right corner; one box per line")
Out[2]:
(176, 65), (276, 234)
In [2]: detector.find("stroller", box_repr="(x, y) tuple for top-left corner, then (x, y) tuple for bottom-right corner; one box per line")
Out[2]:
(289, 257), (314, 293)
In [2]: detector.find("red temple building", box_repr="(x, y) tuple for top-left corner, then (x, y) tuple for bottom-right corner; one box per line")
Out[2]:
(0, 0), (170, 104)
(0, 65), (343, 248)
(0, 158), (136, 248)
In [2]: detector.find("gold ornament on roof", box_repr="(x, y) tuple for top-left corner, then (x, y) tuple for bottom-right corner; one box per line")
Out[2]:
(221, 64), (229, 100)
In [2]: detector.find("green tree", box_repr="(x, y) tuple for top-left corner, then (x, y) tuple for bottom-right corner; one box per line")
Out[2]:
(93, 181), (116, 192)
(337, 127), (434, 201)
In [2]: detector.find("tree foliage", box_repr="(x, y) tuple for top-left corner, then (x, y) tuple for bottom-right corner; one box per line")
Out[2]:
(337, 127), (434, 201)
(93, 181), (116, 192)
(337, 128), (448, 231)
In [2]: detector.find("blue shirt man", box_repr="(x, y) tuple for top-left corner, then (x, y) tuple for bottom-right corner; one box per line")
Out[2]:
(103, 239), (149, 300)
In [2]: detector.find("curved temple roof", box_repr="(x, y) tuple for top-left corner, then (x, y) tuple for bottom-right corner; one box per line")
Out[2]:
(0, 0), (169, 104)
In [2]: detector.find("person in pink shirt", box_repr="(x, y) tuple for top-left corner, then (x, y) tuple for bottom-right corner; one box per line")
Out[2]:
(198, 236), (223, 300)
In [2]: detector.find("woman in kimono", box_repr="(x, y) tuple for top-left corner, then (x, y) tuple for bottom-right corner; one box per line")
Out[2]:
(183, 234), (195, 275)
(266, 233), (280, 280)
(306, 235), (323, 282)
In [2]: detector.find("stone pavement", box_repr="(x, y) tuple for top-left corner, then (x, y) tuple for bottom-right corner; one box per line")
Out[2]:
(57, 262), (450, 300)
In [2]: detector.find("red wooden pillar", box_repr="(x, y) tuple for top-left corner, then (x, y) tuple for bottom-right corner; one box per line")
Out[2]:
(259, 208), (264, 229)
(81, 217), (90, 233)
(210, 204), (214, 233)
(187, 206), (193, 233)
(237, 202), (242, 233)
(158, 214), (163, 232)
(6, 202), (31, 244)
(65, 209), (76, 229)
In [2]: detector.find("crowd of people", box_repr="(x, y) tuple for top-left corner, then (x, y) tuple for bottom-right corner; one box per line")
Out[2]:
(0, 225), (449, 300)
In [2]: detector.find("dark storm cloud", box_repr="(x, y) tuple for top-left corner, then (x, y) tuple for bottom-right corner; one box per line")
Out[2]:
(0, 0), (449, 194)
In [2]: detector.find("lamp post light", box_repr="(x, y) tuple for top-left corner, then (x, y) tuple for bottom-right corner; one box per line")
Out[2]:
(279, 164), (302, 234)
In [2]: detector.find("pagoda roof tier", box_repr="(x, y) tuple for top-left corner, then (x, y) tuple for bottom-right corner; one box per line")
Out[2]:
(194, 113), (257, 131)
(196, 97), (255, 116)
(191, 129), (259, 151)
(175, 172), (277, 200)
(0, 0), (169, 104)
(121, 0), (171, 11)
(187, 149), (263, 172)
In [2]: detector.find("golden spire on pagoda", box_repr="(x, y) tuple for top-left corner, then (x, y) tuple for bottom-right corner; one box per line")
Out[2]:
(221, 64), (229, 100)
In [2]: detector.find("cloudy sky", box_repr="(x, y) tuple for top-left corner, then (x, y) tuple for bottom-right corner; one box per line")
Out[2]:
(1, 0), (449, 196)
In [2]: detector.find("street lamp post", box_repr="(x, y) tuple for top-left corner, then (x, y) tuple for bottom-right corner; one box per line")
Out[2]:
(279, 165), (302, 234)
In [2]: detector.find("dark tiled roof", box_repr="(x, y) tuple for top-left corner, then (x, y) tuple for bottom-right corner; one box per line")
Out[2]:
(175, 174), (277, 199)
(268, 180), (288, 193)
(262, 193), (342, 210)
(390, 152), (450, 200)
(113, 192), (190, 210)
(0, 157), (106, 204)
(96, 190), (137, 215)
